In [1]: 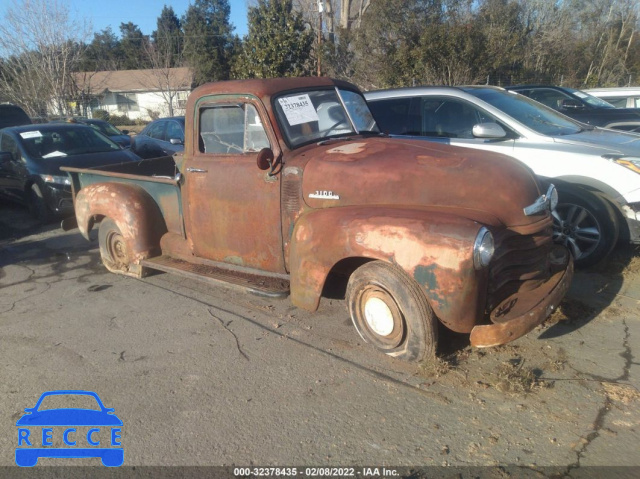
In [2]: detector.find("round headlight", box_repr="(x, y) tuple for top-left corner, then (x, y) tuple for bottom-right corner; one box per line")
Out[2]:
(473, 227), (495, 270)
(547, 184), (558, 211)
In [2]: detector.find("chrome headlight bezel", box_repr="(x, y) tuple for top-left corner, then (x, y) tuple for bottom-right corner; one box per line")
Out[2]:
(473, 227), (495, 270)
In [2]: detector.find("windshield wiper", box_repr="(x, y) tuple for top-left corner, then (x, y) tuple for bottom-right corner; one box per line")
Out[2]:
(317, 136), (353, 145)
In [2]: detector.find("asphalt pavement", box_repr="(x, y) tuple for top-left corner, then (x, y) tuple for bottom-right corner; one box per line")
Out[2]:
(1, 203), (639, 477)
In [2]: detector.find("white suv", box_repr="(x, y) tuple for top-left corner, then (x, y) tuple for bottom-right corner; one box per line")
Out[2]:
(365, 86), (640, 267)
(584, 87), (640, 109)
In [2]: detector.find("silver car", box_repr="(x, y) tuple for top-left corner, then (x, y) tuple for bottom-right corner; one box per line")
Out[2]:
(365, 86), (640, 266)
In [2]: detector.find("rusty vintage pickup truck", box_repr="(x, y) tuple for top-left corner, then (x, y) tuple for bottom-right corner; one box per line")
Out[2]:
(62, 77), (573, 363)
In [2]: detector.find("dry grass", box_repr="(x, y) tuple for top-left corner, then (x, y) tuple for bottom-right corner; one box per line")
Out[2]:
(547, 298), (596, 324)
(603, 383), (640, 404)
(493, 359), (552, 394)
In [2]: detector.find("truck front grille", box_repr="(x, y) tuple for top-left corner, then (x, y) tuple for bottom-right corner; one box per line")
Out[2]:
(487, 217), (554, 311)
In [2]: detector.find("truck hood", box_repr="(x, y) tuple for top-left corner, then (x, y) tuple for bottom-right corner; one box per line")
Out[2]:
(552, 127), (640, 155)
(298, 137), (544, 227)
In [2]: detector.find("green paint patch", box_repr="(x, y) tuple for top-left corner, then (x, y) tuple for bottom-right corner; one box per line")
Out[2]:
(414, 264), (445, 308)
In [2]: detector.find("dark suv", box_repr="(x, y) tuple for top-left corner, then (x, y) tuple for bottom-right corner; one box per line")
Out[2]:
(506, 85), (640, 132)
(0, 104), (31, 129)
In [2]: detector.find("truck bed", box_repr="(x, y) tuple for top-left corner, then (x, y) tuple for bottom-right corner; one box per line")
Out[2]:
(62, 155), (184, 236)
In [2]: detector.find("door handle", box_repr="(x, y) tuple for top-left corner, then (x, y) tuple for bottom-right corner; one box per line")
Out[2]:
(186, 167), (208, 173)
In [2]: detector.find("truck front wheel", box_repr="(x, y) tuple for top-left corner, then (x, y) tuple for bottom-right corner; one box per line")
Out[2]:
(346, 261), (437, 363)
(99, 218), (131, 274)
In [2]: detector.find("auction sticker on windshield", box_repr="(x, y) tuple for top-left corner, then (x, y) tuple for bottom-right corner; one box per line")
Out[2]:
(19, 131), (42, 139)
(278, 94), (319, 125)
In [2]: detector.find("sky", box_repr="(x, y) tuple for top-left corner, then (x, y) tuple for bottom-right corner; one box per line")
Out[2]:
(40, 0), (249, 38)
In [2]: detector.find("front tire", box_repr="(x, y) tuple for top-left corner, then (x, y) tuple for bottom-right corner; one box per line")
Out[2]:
(346, 261), (437, 363)
(99, 218), (131, 274)
(553, 188), (618, 268)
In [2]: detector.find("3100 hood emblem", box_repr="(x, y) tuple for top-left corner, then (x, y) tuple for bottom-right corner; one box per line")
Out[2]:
(309, 190), (340, 200)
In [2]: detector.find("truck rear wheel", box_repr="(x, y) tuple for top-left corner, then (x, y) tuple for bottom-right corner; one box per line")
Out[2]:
(99, 218), (131, 274)
(346, 261), (437, 362)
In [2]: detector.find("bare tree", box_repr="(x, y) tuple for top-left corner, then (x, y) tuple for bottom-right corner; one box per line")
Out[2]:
(0, 0), (91, 116)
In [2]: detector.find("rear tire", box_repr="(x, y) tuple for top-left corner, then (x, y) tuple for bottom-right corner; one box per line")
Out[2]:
(99, 218), (131, 274)
(553, 188), (618, 268)
(346, 261), (437, 363)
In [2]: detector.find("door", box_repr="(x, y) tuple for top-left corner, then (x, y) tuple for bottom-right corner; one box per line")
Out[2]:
(183, 96), (286, 273)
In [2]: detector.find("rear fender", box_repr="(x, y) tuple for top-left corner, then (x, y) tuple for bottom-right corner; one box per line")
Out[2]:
(75, 182), (167, 264)
(290, 207), (488, 333)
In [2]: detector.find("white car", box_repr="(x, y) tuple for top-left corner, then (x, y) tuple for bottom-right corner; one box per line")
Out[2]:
(365, 86), (640, 266)
(584, 87), (640, 109)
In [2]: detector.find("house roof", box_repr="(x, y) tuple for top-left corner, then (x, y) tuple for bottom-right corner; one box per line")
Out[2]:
(74, 67), (193, 94)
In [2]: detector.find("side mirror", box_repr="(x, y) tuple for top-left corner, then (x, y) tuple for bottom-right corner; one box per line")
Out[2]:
(560, 99), (585, 110)
(472, 123), (507, 139)
(256, 147), (274, 171)
(0, 151), (13, 163)
(169, 138), (183, 145)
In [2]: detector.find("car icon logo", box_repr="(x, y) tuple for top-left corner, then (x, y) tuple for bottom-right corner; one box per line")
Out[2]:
(15, 390), (123, 467)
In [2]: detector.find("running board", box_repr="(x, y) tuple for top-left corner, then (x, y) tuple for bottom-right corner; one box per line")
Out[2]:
(141, 255), (290, 298)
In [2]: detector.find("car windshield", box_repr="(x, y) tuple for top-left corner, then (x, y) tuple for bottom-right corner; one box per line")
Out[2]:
(467, 88), (583, 136)
(568, 88), (616, 109)
(18, 126), (122, 159)
(274, 88), (379, 148)
(36, 394), (102, 411)
(88, 121), (122, 136)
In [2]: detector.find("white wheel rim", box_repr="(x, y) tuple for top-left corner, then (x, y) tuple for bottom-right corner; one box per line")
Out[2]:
(364, 297), (395, 336)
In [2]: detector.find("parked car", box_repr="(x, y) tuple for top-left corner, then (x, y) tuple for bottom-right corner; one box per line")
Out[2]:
(132, 117), (185, 159)
(0, 123), (140, 222)
(62, 77), (573, 362)
(0, 104), (31, 129)
(505, 85), (640, 132)
(74, 119), (132, 149)
(365, 86), (640, 267)
(584, 87), (640, 109)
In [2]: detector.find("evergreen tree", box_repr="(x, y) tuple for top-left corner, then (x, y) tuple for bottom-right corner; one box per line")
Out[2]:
(233, 0), (314, 79)
(119, 22), (151, 70)
(152, 5), (183, 68)
(80, 27), (121, 71)
(182, 0), (235, 85)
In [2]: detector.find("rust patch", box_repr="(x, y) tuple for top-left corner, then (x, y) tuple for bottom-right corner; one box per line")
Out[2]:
(326, 142), (366, 155)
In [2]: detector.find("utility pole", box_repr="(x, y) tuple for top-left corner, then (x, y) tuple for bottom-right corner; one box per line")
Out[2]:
(317, 0), (323, 76)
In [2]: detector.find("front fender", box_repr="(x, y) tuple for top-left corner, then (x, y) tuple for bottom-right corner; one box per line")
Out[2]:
(290, 207), (488, 333)
(75, 182), (167, 264)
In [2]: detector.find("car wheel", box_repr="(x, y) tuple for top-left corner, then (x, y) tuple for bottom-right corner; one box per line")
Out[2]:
(27, 183), (53, 223)
(99, 218), (131, 274)
(552, 188), (618, 268)
(346, 261), (437, 362)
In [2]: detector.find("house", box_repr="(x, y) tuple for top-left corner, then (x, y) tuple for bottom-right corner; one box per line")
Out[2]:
(73, 67), (194, 121)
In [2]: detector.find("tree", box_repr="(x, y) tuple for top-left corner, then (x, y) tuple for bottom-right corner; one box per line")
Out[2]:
(80, 27), (121, 72)
(152, 5), (183, 69)
(119, 22), (151, 70)
(0, 0), (90, 116)
(182, 0), (236, 85)
(233, 0), (314, 79)
(145, 6), (189, 116)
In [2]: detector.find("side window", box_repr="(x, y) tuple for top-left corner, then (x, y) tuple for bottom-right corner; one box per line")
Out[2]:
(368, 98), (414, 135)
(166, 121), (184, 142)
(422, 98), (482, 139)
(148, 121), (166, 140)
(527, 89), (571, 110)
(199, 103), (269, 154)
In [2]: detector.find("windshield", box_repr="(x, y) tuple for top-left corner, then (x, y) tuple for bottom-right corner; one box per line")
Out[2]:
(19, 126), (122, 159)
(569, 88), (616, 109)
(88, 121), (122, 136)
(274, 88), (379, 148)
(467, 89), (583, 136)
